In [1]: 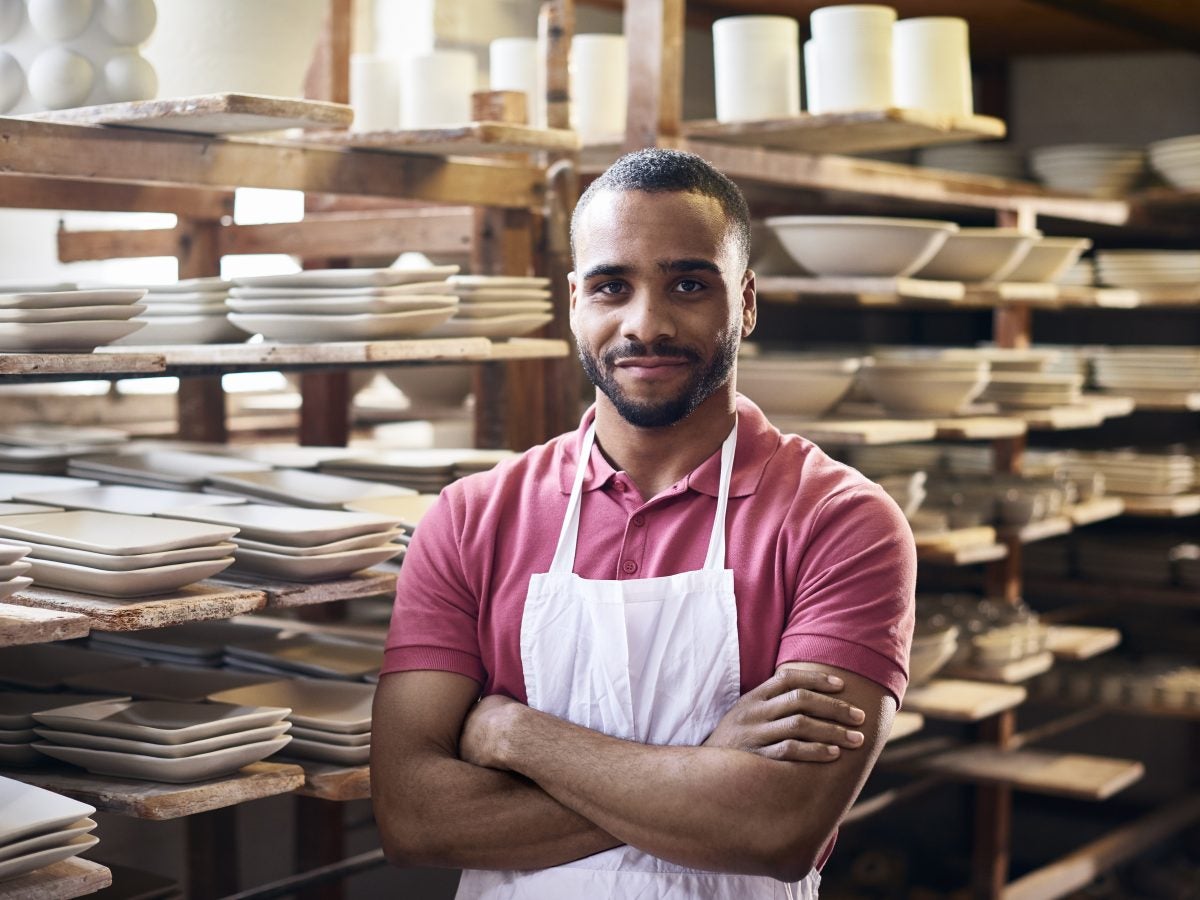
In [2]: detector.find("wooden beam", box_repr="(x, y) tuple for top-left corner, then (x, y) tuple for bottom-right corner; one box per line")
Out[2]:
(973, 711), (1015, 900)
(57, 224), (182, 261)
(540, 0), (575, 131)
(175, 219), (227, 444)
(1023, 0), (1200, 54)
(623, 0), (685, 150)
(304, 0), (354, 106)
(0, 119), (544, 209)
(0, 175), (233, 218)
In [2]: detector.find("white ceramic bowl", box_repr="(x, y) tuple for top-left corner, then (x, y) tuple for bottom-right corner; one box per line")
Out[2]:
(860, 361), (988, 416)
(736, 357), (861, 418)
(909, 624), (959, 686)
(385, 365), (474, 409)
(763, 217), (958, 278)
(1004, 237), (1093, 283)
(913, 228), (1041, 283)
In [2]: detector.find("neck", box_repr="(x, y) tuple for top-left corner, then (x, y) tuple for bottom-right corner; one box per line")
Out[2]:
(591, 388), (737, 498)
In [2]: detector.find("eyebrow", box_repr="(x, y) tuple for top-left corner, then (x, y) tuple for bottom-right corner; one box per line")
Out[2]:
(581, 258), (723, 280)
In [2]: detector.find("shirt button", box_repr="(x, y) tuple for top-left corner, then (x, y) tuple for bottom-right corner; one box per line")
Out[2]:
(614, 481), (627, 492)
(632, 514), (645, 528)
(621, 560), (638, 574)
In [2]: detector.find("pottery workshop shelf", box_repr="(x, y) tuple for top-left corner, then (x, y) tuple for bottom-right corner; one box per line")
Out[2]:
(295, 122), (580, 157)
(292, 762), (372, 803)
(0, 603), (90, 648)
(0, 857), (113, 900)
(1068, 497), (1126, 527)
(1117, 390), (1200, 413)
(902, 679), (1027, 722)
(943, 651), (1056, 685)
(2, 762), (306, 820)
(0, 351), (165, 381)
(1117, 493), (1200, 518)
(1024, 578), (1200, 610)
(212, 569), (397, 610)
(1043, 625), (1123, 662)
(886, 711), (925, 744)
(681, 108), (1006, 155)
(2, 583), (268, 632)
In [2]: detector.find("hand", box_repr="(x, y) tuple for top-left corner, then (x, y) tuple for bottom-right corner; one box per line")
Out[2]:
(704, 668), (867, 762)
(459, 693), (520, 770)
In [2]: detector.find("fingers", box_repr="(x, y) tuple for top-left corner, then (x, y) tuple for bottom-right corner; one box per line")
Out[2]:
(757, 712), (865, 751)
(760, 739), (846, 763)
(761, 676), (867, 729)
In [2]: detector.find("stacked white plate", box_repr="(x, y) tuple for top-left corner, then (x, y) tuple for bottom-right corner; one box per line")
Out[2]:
(223, 634), (383, 682)
(86, 620), (286, 669)
(1091, 346), (1200, 396)
(228, 267), (461, 342)
(15, 484), (247, 517)
(425, 275), (554, 339)
(31, 698), (292, 783)
(1029, 144), (1146, 197)
(320, 449), (515, 493)
(0, 286), (146, 351)
(1064, 449), (1195, 496)
(67, 450), (272, 492)
(110, 278), (244, 345)
(0, 473), (98, 500)
(0, 510), (237, 598)
(199, 468), (415, 509)
(1004, 237), (1094, 284)
(210, 678), (375, 767)
(1095, 251), (1200, 287)
(0, 542), (32, 601)
(0, 426), (126, 476)
(916, 144), (1027, 180)
(979, 371), (1083, 409)
(0, 692), (130, 766)
(0, 778), (98, 880)
(1148, 134), (1200, 190)
(1057, 258), (1096, 287)
(162, 504), (402, 581)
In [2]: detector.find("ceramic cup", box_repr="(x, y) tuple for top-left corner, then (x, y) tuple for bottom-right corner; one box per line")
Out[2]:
(810, 4), (896, 112)
(490, 37), (544, 128)
(571, 34), (626, 144)
(803, 39), (822, 113)
(350, 53), (400, 132)
(711, 15), (801, 122)
(893, 16), (972, 116)
(400, 49), (477, 129)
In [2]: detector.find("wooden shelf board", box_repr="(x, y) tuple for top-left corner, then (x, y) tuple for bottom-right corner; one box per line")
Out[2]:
(1113, 285), (1200, 308)
(0, 351), (164, 378)
(1024, 577), (1200, 610)
(775, 416), (939, 446)
(483, 338), (572, 360)
(2, 582), (267, 632)
(1015, 403), (1106, 431)
(943, 651), (1055, 684)
(999, 516), (1073, 545)
(919, 542), (1010, 566)
(756, 275), (965, 306)
(1044, 625), (1122, 661)
(681, 109), (1005, 154)
(1068, 496), (1126, 526)
(0, 602), (90, 647)
(212, 569), (396, 609)
(1118, 389), (1200, 412)
(1055, 286), (1141, 308)
(1118, 493), (1200, 517)
(0, 857), (112, 900)
(290, 761), (371, 802)
(297, 122), (580, 156)
(965, 282), (1061, 306)
(904, 678), (1026, 722)
(913, 745), (1144, 801)
(886, 711), (924, 743)
(935, 415), (1027, 440)
(0, 761), (306, 820)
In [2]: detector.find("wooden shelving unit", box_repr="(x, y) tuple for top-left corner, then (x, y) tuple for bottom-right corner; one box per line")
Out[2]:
(0, 603), (91, 647)
(0, 858), (113, 900)
(2, 583), (268, 632)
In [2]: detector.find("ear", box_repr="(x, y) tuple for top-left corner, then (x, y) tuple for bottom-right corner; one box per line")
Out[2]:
(567, 271), (579, 315)
(741, 268), (757, 338)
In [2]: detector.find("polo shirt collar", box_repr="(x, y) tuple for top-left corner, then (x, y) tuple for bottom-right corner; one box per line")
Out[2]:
(557, 395), (780, 498)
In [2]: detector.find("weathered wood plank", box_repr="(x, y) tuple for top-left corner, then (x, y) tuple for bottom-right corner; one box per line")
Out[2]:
(0, 858), (112, 900)
(0, 603), (90, 647)
(3, 583), (267, 632)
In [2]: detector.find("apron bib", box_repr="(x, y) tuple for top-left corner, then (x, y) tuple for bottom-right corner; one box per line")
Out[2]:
(457, 422), (820, 900)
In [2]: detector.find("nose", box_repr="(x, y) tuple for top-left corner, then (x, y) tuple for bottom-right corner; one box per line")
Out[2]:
(621, 287), (677, 346)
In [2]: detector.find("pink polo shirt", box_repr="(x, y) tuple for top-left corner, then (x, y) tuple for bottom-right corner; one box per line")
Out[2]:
(383, 395), (916, 703)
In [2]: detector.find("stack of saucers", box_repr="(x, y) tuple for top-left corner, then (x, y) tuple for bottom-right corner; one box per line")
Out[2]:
(162, 504), (402, 581)
(198, 468), (414, 509)
(0, 510), (237, 598)
(1029, 144), (1146, 197)
(31, 698), (292, 784)
(1, 693), (130, 766)
(916, 144), (1027, 180)
(66, 450), (271, 492)
(1148, 134), (1200, 189)
(319, 448), (515, 493)
(426, 275), (554, 339)
(15, 484), (248, 517)
(979, 371), (1084, 409)
(86, 620), (285, 668)
(1064, 449), (1196, 497)
(0, 284), (146, 351)
(0, 425), (125, 476)
(227, 267), (461, 342)
(1091, 346), (1200, 399)
(222, 633), (383, 682)
(1095, 251), (1200, 288)
(210, 678), (374, 767)
(0, 778), (98, 880)
(344, 493), (440, 548)
(110, 278), (244, 345)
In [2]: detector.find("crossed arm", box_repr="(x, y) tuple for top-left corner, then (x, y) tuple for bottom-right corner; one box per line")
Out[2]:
(371, 662), (895, 881)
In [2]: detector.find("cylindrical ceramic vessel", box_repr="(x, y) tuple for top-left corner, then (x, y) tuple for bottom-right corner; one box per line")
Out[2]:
(893, 16), (972, 116)
(400, 49), (477, 129)
(570, 34), (626, 144)
(350, 53), (400, 132)
(712, 15), (801, 122)
(490, 36), (543, 127)
(810, 4), (896, 112)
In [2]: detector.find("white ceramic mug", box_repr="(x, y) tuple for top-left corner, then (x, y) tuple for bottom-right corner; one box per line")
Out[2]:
(489, 36), (543, 127)
(350, 53), (400, 132)
(571, 34), (626, 144)
(803, 39), (822, 114)
(810, 4), (896, 112)
(711, 15), (801, 122)
(893, 16), (972, 116)
(400, 49), (477, 129)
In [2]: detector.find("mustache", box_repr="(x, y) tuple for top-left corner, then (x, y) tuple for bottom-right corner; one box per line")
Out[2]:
(603, 340), (702, 367)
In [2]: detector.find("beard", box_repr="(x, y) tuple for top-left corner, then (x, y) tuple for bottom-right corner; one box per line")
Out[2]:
(578, 327), (739, 428)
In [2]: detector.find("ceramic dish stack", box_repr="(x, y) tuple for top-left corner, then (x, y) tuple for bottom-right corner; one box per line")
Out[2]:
(1075, 534), (1181, 586)
(1064, 449), (1196, 497)
(162, 504), (403, 582)
(1029, 144), (1146, 197)
(343, 493), (440, 548)
(1, 691), (133, 767)
(1091, 346), (1200, 401)
(0, 510), (238, 598)
(15, 484), (248, 517)
(735, 355), (862, 419)
(30, 698), (292, 784)
(0, 541), (32, 601)
(227, 267), (461, 342)
(85, 620), (286, 669)
(1095, 251), (1200, 288)
(979, 371), (1084, 409)
(0, 285), (147, 351)
(110, 277), (244, 345)
(198, 468), (415, 509)
(916, 144), (1027, 180)
(209, 678), (375, 767)
(1057, 258), (1096, 287)
(319, 449), (515, 493)
(222, 633), (383, 682)
(1147, 134), (1200, 189)
(0, 425), (126, 476)
(859, 353), (991, 417)
(0, 778), (98, 881)
(66, 450), (271, 492)
(424, 275), (554, 339)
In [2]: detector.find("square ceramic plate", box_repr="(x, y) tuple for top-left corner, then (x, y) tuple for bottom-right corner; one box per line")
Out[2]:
(0, 776), (96, 845)
(0, 743), (41, 766)
(0, 304), (145, 323)
(229, 282), (456, 299)
(35, 722), (291, 759)
(0, 319), (145, 351)
(0, 475), (99, 501)
(225, 636), (383, 679)
(0, 502), (65, 515)
(343, 494), (439, 529)
(61, 664), (282, 704)
(89, 619), (285, 657)
(448, 275), (550, 289)
(208, 678), (374, 733)
(234, 529), (400, 557)
(227, 308), (456, 343)
(0, 289), (145, 310)
(282, 737), (370, 766)
(32, 699), (291, 744)
(226, 295), (458, 316)
(203, 470), (414, 510)
(139, 302), (228, 316)
(0, 561), (31, 579)
(231, 266), (459, 290)
(25, 555), (235, 599)
(161, 504), (400, 546)
(14, 539), (235, 572)
(111, 316), (248, 347)
(426, 314), (554, 339)
(0, 727), (36, 742)
(0, 819), (96, 865)
(0, 543), (31, 564)
(221, 445), (362, 470)
(69, 451), (271, 485)
(0, 576), (33, 601)
(289, 725), (371, 747)
(0, 693), (132, 729)
(0, 834), (100, 881)
(231, 544), (401, 581)
(455, 301), (553, 317)
(33, 736), (292, 784)
(0, 644), (141, 691)
(0, 510), (238, 554)
(15, 485), (246, 517)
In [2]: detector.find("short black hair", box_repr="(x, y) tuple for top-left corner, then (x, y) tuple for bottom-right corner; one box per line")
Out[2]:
(570, 148), (751, 269)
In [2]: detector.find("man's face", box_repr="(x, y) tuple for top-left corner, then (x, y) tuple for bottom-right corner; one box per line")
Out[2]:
(569, 189), (756, 429)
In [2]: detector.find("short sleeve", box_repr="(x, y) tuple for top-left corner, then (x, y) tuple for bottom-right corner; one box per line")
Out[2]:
(381, 488), (485, 684)
(777, 485), (916, 703)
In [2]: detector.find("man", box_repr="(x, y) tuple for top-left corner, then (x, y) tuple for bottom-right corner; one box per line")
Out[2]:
(373, 148), (916, 899)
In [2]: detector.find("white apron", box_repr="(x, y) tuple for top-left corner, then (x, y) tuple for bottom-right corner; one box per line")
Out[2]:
(457, 422), (821, 900)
